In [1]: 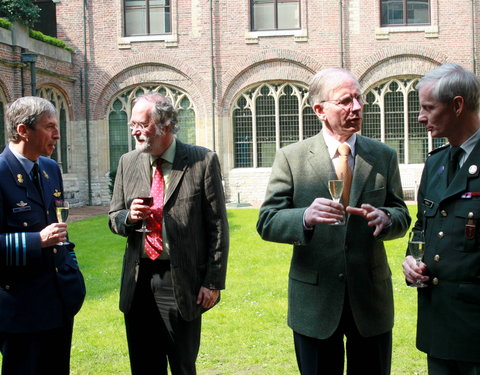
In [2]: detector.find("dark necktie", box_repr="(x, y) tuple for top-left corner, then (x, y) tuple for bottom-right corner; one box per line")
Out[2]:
(447, 146), (463, 185)
(144, 159), (165, 260)
(31, 163), (42, 194)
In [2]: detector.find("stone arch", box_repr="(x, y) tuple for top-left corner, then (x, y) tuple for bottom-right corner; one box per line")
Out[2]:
(92, 56), (209, 120)
(220, 49), (322, 117)
(37, 83), (73, 121)
(355, 45), (448, 90)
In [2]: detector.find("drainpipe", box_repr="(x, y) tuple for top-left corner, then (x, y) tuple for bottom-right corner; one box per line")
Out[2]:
(21, 52), (37, 96)
(83, 0), (92, 205)
(209, 0), (216, 151)
(472, 0), (477, 74)
(339, 0), (344, 68)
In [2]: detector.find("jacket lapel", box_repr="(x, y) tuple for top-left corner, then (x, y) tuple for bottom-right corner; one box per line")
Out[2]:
(307, 132), (335, 194)
(350, 136), (374, 207)
(165, 140), (188, 204)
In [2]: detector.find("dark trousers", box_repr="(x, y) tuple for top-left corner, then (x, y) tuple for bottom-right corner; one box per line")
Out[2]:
(293, 295), (392, 375)
(124, 259), (201, 375)
(428, 356), (480, 375)
(0, 319), (74, 375)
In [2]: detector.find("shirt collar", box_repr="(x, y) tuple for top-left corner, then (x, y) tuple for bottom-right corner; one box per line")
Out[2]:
(149, 137), (176, 166)
(322, 131), (356, 159)
(9, 143), (36, 175)
(459, 128), (480, 158)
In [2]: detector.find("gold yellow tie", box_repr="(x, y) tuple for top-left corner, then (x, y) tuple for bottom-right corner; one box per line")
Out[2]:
(336, 144), (352, 205)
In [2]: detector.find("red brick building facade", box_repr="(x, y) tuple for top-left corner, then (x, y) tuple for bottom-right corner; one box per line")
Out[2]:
(0, 0), (478, 206)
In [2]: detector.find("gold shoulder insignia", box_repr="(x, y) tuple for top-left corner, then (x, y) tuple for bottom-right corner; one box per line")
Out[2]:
(17, 174), (24, 183)
(53, 189), (62, 198)
(16, 201), (28, 207)
(43, 170), (49, 179)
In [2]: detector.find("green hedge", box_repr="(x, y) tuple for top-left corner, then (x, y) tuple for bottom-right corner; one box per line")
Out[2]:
(29, 29), (73, 52)
(0, 18), (12, 30)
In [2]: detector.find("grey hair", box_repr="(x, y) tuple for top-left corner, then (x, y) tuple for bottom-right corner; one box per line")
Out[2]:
(416, 63), (480, 112)
(308, 67), (360, 107)
(134, 93), (179, 134)
(6, 96), (56, 142)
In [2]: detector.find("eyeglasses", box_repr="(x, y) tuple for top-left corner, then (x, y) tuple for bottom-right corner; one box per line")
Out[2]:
(129, 122), (151, 131)
(320, 95), (363, 110)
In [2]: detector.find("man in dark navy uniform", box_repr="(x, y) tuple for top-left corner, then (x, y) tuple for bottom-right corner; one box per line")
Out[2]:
(0, 97), (85, 375)
(403, 63), (480, 374)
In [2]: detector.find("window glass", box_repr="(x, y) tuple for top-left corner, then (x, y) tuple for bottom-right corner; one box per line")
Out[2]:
(381, 0), (429, 26)
(407, 0), (429, 24)
(277, 2), (300, 29)
(124, 0), (171, 36)
(253, 2), (275, 30)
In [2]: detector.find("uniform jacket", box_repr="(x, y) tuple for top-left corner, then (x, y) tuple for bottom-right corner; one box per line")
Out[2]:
(0, 146), (85, 333)
(108, 140), (229, 321)
(413, 140), (480, 362)
(257, 131), (410, 339)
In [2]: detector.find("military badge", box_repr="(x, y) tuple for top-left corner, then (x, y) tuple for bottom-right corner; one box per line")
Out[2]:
(16, 201), (28, 207)
(43, 170), (49, 179)
(469, 165), (478, 174)
(17, 174), (24, 183)
(53, 189), (62, 198)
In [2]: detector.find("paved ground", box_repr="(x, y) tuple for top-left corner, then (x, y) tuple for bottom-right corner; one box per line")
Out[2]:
(69, 205), (109, 222)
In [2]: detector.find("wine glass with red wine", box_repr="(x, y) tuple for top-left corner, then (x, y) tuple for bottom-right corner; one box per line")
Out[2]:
(136, 196), (153, 233)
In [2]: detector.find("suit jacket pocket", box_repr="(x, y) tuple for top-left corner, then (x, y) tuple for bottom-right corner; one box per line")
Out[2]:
(359, 188), (386, 208)
(56, 243), (86, 317)
(289, 266), (318, 285)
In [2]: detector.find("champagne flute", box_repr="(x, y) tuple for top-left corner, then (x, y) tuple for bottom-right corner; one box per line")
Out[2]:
(328, 177), (344, 225)
(54, 199), (69, 245)
(136, 196), (153, 233)
(408, 231), (428, 288)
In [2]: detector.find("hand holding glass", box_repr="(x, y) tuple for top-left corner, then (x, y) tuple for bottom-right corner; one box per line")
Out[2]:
(136, 197), (153, 233)
(328, 178), (345, 225)
(54, 200), (69, 245)
(408, 231), (428, 288)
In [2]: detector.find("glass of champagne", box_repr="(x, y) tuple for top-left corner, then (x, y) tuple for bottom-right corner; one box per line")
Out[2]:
(136, 196), (153, 233)
(328, 176), (345, 225)
(408, 231), (428, 288)
(54, 199), (69, 245)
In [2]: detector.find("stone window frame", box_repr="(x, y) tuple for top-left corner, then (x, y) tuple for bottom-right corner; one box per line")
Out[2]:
(362, 77), (444, 165)
(245, 0), (308, 44)
(0, 87), (5, 147)
(107, 84), (196, 173)
(37, 86), (70, 173)
(380, 0), (430, 27)
(118, 0), (178, 48)
(232, 81), (319, 169)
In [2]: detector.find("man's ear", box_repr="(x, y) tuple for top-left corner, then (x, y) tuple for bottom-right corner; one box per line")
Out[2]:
(313, 103), (326, 121)
(16, 123), (28, 140)
(452, 96), (465, 117)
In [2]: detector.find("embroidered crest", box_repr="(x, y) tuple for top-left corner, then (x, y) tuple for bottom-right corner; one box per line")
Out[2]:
(42, 170), (49, 179)
(16, 201), (28, 207)
(17, 174), (24, 183)
(53, 189), (62, 198)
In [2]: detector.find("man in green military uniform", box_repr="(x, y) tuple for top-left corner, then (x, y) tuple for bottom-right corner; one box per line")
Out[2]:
(403, 63), (480, 374)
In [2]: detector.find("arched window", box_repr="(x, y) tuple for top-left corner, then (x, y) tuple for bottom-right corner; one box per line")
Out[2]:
(232, 82), (318, 168)
(362, 78), (445, 164)
(38, 87), (69, 173)
(108, 84), (196, 173)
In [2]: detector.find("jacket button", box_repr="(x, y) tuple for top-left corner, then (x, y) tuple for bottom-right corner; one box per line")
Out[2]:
(55, 267), (59, 273)
(440, 210), (448, 217)
(5, 285), (10, 290)
(338, 273), (345, 280)
(53, 248), (58, 254)
(432, 277), (439, 285)
(434, 254), (440, 262)
(438, 231), (444, 238)
(23, 222), (28, 227)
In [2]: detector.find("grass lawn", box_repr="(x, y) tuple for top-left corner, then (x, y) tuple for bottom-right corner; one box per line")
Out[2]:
(13, 207), (428, 374)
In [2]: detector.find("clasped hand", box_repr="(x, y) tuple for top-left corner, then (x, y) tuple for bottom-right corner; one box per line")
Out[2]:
(402, 255), (429, 284)
(304, 200), (392, 236)
(128, 198), (152, 224)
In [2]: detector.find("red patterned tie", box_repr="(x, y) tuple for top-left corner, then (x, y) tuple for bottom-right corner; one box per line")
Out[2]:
(144, 159), (164, 260)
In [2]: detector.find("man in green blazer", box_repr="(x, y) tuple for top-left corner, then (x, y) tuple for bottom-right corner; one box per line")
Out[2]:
(257, 67), (410, 375)
(403, 63), (480, 374)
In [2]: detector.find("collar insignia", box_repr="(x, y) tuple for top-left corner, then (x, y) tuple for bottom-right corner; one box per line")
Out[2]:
(43, 170), (49, 179)
(53, 189), (62, 198)
(17, 174), (24, 183)
(469, 165), (478, 175)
